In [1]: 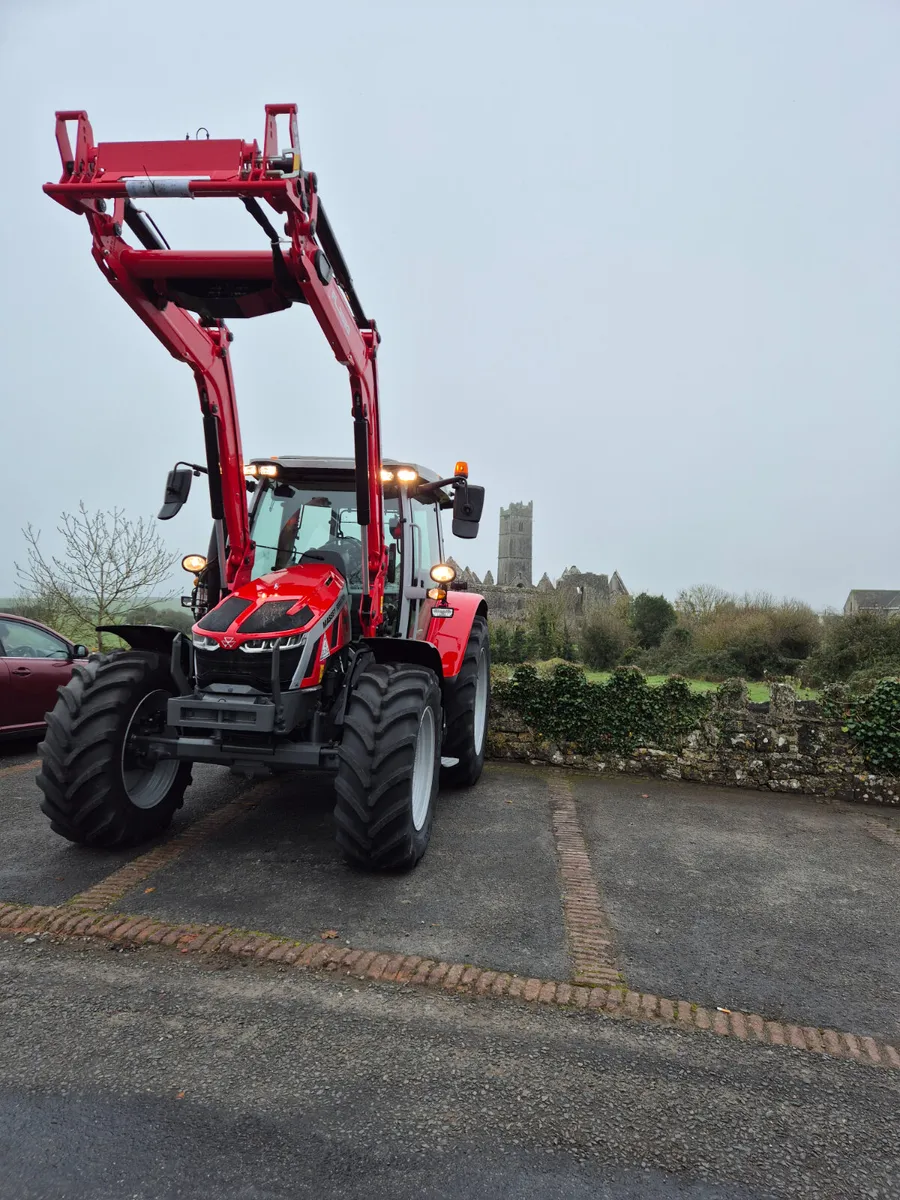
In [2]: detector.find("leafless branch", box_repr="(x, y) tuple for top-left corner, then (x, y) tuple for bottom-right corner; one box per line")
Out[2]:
(15, 502), (177, 651)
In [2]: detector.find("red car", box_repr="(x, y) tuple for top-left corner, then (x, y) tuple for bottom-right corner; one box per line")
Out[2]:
(0, 614), (88, 739)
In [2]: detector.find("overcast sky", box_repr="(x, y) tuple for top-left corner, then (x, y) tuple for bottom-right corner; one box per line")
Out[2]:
(1, 0), (897, 611)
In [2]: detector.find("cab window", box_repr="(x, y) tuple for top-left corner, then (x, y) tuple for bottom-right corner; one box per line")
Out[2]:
(408, 498), (442, 587)
(251, 483), (399, 589)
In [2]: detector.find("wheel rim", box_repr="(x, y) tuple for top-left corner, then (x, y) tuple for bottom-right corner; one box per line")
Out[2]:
(411, 705), (436, 832)
(473, 649), (489, 756)
(121, 689), (179, 810)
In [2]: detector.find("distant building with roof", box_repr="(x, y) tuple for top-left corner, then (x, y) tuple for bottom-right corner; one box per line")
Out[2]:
(843, 590), (900, 616)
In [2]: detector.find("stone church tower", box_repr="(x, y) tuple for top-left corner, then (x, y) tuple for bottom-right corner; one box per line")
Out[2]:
(497, 501), (533, 587)
(449, 498), (627, 622)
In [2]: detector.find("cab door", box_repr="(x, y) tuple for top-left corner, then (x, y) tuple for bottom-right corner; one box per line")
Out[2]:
(405, 497), (443, 641)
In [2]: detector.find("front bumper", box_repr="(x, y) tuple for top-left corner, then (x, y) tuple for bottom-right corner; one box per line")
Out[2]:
(167, 686), (319, 735)
(144, 733), (339, 771)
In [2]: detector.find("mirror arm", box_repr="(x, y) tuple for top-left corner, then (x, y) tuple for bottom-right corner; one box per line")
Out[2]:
(415, 473), (467, 496)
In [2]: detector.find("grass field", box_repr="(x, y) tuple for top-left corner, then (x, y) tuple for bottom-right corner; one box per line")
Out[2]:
(582, 671), (818, 702)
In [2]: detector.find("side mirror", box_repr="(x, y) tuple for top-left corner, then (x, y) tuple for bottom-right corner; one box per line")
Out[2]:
(452, 483), (485, 539)
(158, 466), (193, 520)
(388, 515), (402, 540)
(72, 644), (89, 659)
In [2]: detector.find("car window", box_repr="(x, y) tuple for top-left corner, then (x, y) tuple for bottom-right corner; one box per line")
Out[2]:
(0, 620), (69, 659)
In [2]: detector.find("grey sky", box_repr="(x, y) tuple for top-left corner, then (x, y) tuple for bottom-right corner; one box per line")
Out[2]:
(1, 0), (897, 611)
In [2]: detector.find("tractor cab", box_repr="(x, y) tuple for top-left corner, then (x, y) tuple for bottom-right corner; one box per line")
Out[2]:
(163, 453), (486, 776)
(244, 456), (452, 642)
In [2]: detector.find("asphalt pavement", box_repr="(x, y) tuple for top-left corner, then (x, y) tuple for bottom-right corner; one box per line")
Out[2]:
(576, 774), (900, 1038)
(1, 937), (897, 1200)
(1, 744), (898, 1197)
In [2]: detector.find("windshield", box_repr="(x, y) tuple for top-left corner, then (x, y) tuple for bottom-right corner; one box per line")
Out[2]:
(250, 483), (400, 591)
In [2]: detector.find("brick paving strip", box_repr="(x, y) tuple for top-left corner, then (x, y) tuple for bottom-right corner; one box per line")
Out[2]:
(65, 785), (274, 911)
(0, 760), (40, 779)
(865, 818), (900, 852)
(0, 902), (896, 1070)
(548, 773), (622, 987)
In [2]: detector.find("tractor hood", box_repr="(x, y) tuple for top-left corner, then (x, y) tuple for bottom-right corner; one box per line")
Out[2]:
(192, 561), (348, 647)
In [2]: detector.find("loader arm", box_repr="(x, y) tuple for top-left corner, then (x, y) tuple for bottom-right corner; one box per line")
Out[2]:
(44, 105), (386, 635)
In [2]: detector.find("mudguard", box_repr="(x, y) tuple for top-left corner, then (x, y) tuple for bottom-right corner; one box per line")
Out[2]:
(96, 624), (182, 655)
(425, 592), (488, 679)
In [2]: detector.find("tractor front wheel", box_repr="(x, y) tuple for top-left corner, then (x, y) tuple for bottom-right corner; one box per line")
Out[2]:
(333, 663), (441, 871)
(37, 651), (192, 847)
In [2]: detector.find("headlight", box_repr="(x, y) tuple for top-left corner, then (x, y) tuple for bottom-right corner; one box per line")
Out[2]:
(430, 562), (456, 584)
(396, 467), (418, 484)
(182, 554), (207, 573)
(240, 633), (305, 654)
(192, 633), (219, 651)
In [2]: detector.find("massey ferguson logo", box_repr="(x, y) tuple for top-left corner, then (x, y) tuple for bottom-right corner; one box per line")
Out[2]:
(222, 636), (235, 649)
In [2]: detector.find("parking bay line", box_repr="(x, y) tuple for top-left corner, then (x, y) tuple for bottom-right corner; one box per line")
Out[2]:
(0, 759), (40, 779)
(63, 779), (281, 911)
(0, 901), (897, 1071)
(547, 772), (623, 988)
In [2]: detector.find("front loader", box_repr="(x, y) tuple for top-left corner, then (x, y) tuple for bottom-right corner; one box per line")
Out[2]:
(38, 104), (489, 870)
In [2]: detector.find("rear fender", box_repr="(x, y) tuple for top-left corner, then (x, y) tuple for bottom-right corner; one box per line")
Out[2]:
(423, 592), (487, 680)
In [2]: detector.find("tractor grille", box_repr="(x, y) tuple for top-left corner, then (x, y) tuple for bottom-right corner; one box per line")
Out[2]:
(194, 644), (304, 692)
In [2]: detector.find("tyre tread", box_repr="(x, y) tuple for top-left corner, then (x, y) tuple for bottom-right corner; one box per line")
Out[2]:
(440, 616), (490, 788)
(334, 663), (440, 871)
(36, 651), (191, 848)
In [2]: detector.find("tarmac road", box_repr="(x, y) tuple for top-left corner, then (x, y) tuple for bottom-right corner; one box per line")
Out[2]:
(0, 936), (897, 1200)
(1, 744), (898, 1198)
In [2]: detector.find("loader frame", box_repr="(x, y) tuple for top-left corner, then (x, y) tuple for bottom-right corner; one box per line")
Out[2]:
(45, 104), (387, 635)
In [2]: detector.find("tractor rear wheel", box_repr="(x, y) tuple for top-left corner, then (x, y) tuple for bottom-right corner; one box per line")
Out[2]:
(37, 651), (192, 848)
(440, 615), (490, 788)
(333, 662), (441, 871)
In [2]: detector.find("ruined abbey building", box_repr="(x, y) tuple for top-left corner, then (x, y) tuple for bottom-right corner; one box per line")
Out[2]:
(449, 500), (628, 622)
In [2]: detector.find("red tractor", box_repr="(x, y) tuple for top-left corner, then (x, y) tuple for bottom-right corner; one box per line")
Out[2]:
(38, 104), (489, 870)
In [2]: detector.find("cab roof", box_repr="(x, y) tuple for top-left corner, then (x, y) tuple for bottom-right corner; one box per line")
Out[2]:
(249, 456), (441, 483)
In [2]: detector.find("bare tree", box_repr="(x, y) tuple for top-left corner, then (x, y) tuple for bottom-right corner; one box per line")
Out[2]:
(16, 503), (176, 651)
(674, 583), (733, 621)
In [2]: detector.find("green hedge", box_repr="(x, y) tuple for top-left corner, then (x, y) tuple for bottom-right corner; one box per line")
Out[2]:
(492, 663), (711, 756)
(827, 677), (900, 774)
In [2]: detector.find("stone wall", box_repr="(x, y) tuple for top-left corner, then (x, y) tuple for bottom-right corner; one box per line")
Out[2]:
(473, 584), (534, 622)
(488, 680), (900, 806)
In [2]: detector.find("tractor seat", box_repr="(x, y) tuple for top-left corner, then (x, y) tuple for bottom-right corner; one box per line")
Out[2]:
(300, 549), (349, 579)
